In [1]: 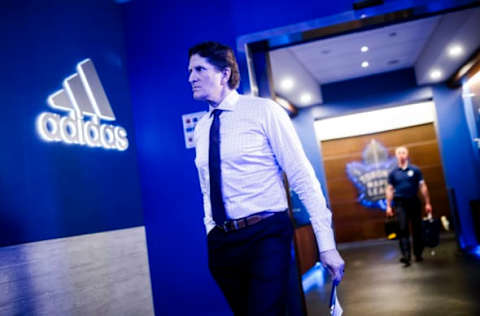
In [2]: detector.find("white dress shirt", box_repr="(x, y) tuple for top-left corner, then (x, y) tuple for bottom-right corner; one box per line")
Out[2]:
(194, 90), (336, 252)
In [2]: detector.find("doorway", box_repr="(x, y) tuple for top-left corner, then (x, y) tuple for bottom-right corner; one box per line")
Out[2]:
(315, 102), (450, 242)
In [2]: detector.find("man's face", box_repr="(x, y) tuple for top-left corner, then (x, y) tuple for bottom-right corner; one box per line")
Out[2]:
(395, 147), (409, 163)
(188, 54), (224, 102)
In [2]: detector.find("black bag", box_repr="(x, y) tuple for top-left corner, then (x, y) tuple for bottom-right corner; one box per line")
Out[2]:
(385, 216), (399, 240)
(422, 217), (441, 248)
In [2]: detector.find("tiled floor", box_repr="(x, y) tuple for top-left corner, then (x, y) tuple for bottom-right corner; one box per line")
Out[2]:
(305, 235), (480, 316)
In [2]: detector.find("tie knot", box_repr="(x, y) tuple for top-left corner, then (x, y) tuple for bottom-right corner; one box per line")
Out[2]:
(211, 109), (223, 118)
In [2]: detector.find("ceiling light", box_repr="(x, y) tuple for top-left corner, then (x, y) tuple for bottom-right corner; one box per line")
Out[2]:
(448, 45), (463, 58)
(280, 78), (295, 91)
(361, 46), (369, 53)
(300, 93), (312, 104)
(361, 61), (369, 68)
(430, 69), (442, 80)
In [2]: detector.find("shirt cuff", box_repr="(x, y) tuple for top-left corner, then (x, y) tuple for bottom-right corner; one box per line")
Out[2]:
(311, 224), (337, 252)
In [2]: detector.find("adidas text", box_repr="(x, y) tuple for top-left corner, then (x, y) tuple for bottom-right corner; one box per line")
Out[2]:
(36, 59), (129, 151)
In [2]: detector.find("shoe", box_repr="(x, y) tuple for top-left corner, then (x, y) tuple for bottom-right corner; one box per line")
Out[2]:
(399, 257), (411, 267)
(415, 256), (423, 262)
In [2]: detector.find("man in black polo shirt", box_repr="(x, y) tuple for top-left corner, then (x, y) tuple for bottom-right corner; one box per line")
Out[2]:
(386, 146), (432, 266)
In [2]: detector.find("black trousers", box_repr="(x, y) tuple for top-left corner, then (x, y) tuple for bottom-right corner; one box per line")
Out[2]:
(394, 197), (424, 259)
(207, 211), (293, 316)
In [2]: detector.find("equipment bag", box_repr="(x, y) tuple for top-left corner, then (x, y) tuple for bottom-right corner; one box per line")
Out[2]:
(422, 215), (441, 248)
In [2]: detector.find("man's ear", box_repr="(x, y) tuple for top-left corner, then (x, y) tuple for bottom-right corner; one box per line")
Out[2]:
(221, 67), (232, 86)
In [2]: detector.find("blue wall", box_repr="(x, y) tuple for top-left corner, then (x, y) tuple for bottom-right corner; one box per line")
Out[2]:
(432, 84), (480, 247)
(0, 1), (143, 246)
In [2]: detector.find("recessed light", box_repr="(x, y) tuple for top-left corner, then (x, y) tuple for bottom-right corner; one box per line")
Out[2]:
(300, 93), (312, 104)
(388, 59), (399, 65)
(280, 78), (294, 91)
(321, 49), (331, 55)
(448, 45), (463, 58)
(361, 46), (369, 53)
(361, 61), (369, 68)
(430, 69), (442, 80)
(389, 32), (397, 37)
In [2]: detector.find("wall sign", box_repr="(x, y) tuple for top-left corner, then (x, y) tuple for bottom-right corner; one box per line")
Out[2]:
(36, 59), (129, 151)
(346, 139), (396, 210)
(182, 111), (207, 149)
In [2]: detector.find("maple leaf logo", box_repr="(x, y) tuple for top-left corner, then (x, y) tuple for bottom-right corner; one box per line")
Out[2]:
(346, 139), (397, 211)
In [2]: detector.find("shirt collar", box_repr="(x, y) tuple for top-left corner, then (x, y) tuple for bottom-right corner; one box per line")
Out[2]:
(208, 90), (239, 116)
(397, 163), (409, 171)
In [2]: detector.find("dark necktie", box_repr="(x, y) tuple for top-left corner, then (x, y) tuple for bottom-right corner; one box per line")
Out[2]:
(209, 109), (226, 226)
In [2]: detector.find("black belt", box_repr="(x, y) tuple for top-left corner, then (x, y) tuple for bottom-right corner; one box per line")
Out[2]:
(217, 210), (285, 232)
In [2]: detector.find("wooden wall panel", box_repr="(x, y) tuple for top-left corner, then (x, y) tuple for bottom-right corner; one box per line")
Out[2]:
(321, 123), (450, 243)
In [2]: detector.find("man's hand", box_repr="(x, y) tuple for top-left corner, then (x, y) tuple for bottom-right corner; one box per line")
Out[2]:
(386, 206), (394, 217)
(425, 203), (432, 214)
(319, 249), (345, 283)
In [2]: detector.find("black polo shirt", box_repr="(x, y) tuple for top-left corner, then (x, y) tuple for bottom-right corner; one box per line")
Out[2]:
(388, 164), (423, 198)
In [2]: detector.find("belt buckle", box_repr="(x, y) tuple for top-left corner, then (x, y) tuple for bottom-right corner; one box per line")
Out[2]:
(222, 222), (230, 232)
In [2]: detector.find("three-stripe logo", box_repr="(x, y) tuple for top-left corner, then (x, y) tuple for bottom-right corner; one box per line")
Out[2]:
(36, 59), (128, 151)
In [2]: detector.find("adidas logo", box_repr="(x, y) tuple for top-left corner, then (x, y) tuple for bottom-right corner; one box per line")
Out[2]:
(36, 59), (129, 151)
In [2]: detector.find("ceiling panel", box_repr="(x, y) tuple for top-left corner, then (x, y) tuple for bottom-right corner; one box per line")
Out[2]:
(268, 7), (480, 106)
(287, 16), (440, 84)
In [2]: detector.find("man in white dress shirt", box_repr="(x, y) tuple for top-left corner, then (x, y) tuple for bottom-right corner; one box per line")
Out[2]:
(189, 41), (344, 315)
